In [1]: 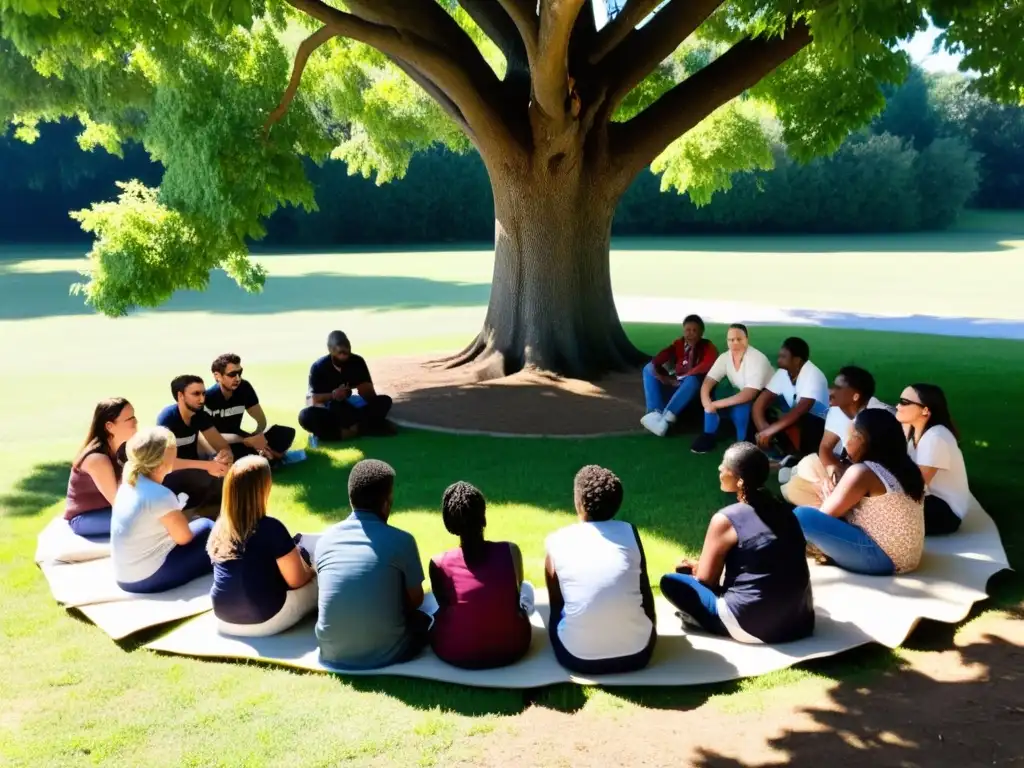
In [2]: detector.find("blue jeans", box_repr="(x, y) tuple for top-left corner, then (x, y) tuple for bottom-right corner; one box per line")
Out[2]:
(703, 402), (753, 442)
(793, 506), (895, 575)
(68, 508), (112, 538)
(117, 518), (215, 594)
(660, 573), (728, 635)
(642, 363), (702, 416)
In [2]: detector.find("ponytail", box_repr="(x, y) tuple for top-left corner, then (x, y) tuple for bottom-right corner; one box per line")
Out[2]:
(123, 427), (175, 487)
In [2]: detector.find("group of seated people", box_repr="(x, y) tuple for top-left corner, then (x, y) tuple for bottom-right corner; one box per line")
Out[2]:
(640, 314), (972, 541)
(56, 318), (973, 673)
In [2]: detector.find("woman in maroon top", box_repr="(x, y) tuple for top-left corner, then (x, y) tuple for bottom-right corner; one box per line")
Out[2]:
(64, 398), (138, 537)
(429, 482), (532, 669)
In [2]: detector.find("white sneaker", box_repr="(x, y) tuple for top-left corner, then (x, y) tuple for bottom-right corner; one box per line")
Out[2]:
(778, 467), (793, 484)
(663, 410), (677, 424)
(640, 411), (669, 437)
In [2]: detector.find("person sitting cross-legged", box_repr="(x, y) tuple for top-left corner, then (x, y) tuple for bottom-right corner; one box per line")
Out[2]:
(158, 375), (232, 512)
(208, 455), (317, 637)
(751, 337), (829, 463)
(895, 384), (971, 535)
(315, 459), (430, 669)
(661, 443), (814, 644)
(64, 398), (138, 538)
(204, 353), (296, 463)
(111, 427), (214, 594)
(781, 366), (891, 507)
(429, 482), (533, 670)
(298, 330), (395, 445)
(640, 314), (718, 437)
(545, 465), (657, 675)
(691, 324), (775, 455)
(793, 409), (925, 576)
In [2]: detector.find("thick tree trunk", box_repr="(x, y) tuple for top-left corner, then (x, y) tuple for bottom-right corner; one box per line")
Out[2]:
(438, 159), (647, 380)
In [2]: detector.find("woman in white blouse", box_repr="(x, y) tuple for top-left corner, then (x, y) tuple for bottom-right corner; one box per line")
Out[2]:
(692, 324), (775, 455)
(895, 384), (971, 535)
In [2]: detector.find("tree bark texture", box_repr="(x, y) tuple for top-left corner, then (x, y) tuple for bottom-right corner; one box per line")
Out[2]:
(438, 157), (647, 379)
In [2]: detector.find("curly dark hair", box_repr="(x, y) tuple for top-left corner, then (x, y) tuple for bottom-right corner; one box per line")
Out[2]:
(211, 353), (241, 375)
(347, 459), (395, 514)
(442, 481), (487, 539)
(573, 465), (623, 522)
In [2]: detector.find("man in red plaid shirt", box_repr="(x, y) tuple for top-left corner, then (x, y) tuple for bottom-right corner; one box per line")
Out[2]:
(640, 315), (718, 437)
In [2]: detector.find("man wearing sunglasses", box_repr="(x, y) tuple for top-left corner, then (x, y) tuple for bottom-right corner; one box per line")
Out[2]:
(298, 330), (395, 445)
(204, 353), (296, 463)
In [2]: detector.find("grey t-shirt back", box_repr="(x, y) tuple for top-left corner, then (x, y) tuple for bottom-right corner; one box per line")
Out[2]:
(314, 511), (424, 669)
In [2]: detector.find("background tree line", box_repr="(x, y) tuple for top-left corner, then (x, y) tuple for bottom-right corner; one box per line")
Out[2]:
(1, 66), (1020, 245)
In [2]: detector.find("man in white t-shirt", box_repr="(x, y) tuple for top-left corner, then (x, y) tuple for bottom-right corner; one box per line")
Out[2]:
(752, 337), (829, 462)
(691, 324), (775, 455)
(781, 365), (892, 507)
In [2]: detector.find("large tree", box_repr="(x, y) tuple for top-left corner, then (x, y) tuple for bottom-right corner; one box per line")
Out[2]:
(1, 1), (1021, 378)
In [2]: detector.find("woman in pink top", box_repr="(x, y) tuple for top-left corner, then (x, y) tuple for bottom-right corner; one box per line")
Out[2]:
(429, 482), (532, 669)
(64, 398), (139, 537)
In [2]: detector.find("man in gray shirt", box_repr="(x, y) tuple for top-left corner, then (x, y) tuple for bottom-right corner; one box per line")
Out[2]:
(315, 459), (428, 669)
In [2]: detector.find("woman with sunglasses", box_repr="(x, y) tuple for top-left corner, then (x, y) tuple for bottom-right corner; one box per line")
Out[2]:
(793, 409), (925, 576)
(895, 384), (970, 535)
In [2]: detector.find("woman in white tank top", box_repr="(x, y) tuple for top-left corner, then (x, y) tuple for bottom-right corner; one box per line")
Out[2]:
(545, 465), (656, 675)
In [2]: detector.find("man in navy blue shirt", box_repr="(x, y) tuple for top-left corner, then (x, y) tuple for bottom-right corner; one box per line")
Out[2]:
(298, 330), (394, 443)
(158, 374), (232, 511)
(205, 353), (296, 462)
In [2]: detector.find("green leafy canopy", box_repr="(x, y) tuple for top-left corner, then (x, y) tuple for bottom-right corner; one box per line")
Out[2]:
(0, 0), (1020, 315)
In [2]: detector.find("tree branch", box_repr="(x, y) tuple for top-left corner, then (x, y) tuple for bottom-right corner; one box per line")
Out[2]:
(495, 0), (541, 68)
(386, 55), (472, 139)
(534, 0), (586, 120)
(588, 0), (663, 63)
(460, 0), (532, 72)
(263, 26), (337, 136)
(285, 0), (527, 156)
(611, 21), (812, 184)
(595, 0), (724, 119)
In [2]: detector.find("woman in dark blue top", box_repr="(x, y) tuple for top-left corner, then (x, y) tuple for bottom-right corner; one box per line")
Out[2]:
(661, 442), (814, 644)
(207, 455), (317, 636)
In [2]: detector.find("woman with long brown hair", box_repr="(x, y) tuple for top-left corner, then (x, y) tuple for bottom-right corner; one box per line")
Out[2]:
(65, 398), (138, 537)
(208, 455), (316, 637)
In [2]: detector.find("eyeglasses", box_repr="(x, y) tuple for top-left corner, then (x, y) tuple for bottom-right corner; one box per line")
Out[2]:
(224, 369), (243, 379)
(897, 397), (923, 408)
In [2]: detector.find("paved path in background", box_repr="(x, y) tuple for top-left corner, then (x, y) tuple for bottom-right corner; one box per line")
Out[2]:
(615, 296), (1024, 341)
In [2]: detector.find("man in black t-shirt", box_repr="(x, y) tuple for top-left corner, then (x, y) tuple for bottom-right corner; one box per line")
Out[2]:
(298, 330), (395, 443)
(157, 374), (233, 511)
(205, 353), (296, 462)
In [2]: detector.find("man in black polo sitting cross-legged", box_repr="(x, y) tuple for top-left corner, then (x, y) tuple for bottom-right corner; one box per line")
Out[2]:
(298, 330), (396, 445)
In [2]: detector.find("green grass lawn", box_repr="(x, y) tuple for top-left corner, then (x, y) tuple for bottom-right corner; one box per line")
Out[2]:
(1, 232), (1023, 766)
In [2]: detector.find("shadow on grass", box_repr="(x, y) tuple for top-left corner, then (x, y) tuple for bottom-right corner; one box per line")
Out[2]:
(689, 631), (1024, 767)
(0, 461), (68, 516)
(0, 269), (490, 320)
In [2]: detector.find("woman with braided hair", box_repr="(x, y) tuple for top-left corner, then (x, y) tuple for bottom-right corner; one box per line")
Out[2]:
(429, 481), (533, 669)
(662, 442), (815, 644)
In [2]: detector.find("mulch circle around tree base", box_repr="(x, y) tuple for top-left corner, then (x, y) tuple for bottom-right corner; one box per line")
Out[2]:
(373, 355), (657, 437)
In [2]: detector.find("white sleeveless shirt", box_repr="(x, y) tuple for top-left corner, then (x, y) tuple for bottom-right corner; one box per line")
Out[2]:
(545, 520), (653, 660)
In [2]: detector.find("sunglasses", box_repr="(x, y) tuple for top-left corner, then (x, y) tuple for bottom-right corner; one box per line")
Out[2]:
(223, 369), (243, 379)
(897, 397), (923, 408)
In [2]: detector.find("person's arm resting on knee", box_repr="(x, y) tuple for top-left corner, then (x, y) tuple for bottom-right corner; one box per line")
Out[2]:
(819, 466), (876, 519)
(277, 546), (315, 589)
(678, 513), (737, 589)
(756, 395), (816, 447)
(160, 509), (198, 545)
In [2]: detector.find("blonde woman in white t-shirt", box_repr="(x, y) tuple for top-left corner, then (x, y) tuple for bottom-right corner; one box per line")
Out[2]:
(692, 324), (775, 455)
(896, 384), (971, 535)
